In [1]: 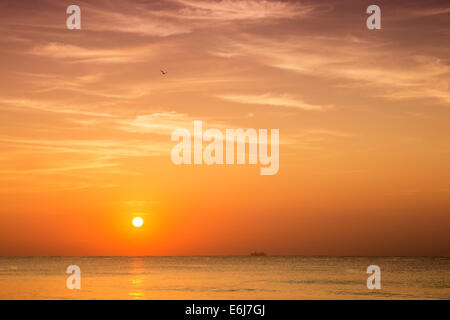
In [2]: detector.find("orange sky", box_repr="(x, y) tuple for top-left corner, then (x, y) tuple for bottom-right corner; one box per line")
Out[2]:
(0, 0), (449, 256)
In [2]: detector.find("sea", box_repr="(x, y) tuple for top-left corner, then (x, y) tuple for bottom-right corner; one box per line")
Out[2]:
(0, 256), (448, 299)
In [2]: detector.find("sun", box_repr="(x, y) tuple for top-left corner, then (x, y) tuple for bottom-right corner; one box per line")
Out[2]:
(132, 217), (144, 228)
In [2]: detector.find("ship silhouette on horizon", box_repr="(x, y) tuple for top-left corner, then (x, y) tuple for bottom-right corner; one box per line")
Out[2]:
(250, 251), (267, 257)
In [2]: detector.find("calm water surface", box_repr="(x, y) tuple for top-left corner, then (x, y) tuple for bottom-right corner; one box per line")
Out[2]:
(0, 257), (449, 299)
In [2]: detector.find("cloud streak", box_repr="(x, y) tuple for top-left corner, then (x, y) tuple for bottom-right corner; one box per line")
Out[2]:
(216, 93), (331, 110)
(29, 42), (153, 64)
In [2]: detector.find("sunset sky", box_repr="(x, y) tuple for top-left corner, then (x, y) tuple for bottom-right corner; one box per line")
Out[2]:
(0, 0), (449, 256)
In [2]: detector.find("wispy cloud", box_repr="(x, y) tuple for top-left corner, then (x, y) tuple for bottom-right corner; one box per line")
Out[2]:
(29, 42), (153, 64)
(216, 93), (331, 110)
(84, 3), (192, 37)
(0, 137), (169, 160)
(71, 0), (317, 39)
(216, 36), (450, 105)
(0, 97), (115, 117)
(9, 72), (151, 99)
(387, 4), (450, 20)
(116, 111), (229, 134)
(166, 0), (314, 21)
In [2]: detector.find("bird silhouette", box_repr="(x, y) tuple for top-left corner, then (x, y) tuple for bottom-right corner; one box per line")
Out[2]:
(160, 70), (167, 75)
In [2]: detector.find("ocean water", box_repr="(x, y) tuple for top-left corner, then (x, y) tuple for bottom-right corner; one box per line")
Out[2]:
(0, 257), (449, 299)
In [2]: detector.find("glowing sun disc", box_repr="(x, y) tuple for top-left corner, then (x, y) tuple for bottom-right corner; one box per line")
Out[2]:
(132, 217), (144, 228)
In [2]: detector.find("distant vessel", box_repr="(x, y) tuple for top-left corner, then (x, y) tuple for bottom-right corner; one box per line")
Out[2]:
(250, 252), (267, 257)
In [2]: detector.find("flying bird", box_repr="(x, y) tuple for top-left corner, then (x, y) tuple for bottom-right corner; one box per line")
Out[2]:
(160, 70), (167, 75)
